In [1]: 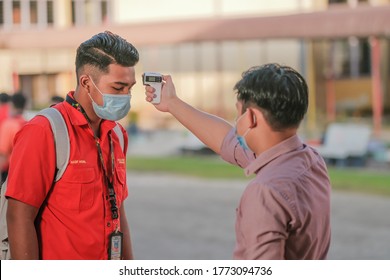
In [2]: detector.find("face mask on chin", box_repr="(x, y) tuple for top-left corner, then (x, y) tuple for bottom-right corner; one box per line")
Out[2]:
(235, 127), (251, 150)
(88, 76), (131, 121)
(234, 112), (252, 151)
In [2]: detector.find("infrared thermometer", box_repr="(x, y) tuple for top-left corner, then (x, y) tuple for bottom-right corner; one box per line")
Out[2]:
(143, 72), (163, 104)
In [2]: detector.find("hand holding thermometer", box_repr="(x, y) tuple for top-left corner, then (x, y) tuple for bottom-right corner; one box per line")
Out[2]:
(143, 72), (163, 104)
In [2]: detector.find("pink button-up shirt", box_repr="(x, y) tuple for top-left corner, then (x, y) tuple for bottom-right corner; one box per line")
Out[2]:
(220, 129), (331, 259)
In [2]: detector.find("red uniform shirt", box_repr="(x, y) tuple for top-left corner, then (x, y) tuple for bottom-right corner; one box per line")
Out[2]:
(0, 115), (27, 171)
(6, 92), (128, 259)
(0, 104), (10, 125)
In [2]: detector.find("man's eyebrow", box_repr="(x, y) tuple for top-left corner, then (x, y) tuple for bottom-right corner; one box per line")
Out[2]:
(112, 81), (129, 86)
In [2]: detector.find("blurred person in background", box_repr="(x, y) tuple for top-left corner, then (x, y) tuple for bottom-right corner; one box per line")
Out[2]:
(5, 31), (139, 260)
(50, 95), (65, 105)
(0, 92), (27, 183)
(0, 93), (11, 128)
(145, 63), (331, 260)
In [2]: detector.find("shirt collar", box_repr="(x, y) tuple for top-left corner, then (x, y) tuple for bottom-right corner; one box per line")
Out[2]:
(244, 134), (304, 176)
(63, 91), (116, 132)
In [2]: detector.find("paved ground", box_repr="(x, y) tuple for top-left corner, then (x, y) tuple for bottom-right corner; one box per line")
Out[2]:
(125, 172), (390, 260)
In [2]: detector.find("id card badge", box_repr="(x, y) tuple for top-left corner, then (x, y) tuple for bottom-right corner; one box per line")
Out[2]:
(108, 231), (123, 260)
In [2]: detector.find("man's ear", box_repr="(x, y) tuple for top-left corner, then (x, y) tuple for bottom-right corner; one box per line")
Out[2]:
(247, 108), (257, 128)
(79, 75), (90, 92)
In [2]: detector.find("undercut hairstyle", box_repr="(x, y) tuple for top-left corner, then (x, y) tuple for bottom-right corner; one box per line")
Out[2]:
(75, 31), (139, 83)
(234, 63), (308, 131)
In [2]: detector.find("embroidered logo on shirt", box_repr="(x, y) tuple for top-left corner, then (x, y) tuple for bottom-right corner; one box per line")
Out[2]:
(70, 160), (87, 164)
(117, 158), (125, 165)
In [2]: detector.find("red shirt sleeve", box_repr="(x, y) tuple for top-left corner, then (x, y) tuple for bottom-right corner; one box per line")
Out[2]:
(5, 116), (57, 208)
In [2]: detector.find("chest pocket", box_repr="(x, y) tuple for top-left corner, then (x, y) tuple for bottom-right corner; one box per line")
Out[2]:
(114, 165), (126, 207)
(53, 166), (97, 211)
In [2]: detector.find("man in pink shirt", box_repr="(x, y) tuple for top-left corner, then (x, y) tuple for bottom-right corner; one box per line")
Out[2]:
(144, 63), (331, 259)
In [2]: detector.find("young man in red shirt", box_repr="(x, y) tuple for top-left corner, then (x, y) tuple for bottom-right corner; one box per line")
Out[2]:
(144, 64), (331, 259)
(0, 93), (10, 128)
(6, 31), (139, 260)
(0, 92), (27, 183)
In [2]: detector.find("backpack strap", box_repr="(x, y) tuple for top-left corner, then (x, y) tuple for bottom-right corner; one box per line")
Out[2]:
(37, 109), (124, 181)
(37, 108), (69, 182)
(112, 123), (125, 153)
(0, 178), (9, 243)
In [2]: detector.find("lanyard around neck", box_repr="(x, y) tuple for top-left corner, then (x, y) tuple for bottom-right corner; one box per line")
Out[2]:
(66, 95), (119, 220)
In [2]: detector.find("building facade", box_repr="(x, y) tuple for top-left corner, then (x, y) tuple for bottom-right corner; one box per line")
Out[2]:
(0, 0), (389, 137)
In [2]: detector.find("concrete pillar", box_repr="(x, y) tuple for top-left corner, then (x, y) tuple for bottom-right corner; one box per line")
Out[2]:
(370, 36), (383, 137)
(20, 0), (30, 29)
(74, 0), (85, 26)
(55, 0), (72, 28)
(37, 0), (48, 28)
(3, 0), (13, 29)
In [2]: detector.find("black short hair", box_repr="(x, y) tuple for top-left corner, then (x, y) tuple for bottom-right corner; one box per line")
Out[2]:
(75, 31), (139, 83)
(11, 92), (27, 110)
(51, 95), (65, 103)
(0, 92), (10, 103)
(234, 63), (308, 131)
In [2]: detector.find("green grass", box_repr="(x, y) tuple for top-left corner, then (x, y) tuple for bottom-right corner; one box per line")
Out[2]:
(127, 156), (390, 196)
(127, 155), (246, 179)
(328, 168), (390, 196)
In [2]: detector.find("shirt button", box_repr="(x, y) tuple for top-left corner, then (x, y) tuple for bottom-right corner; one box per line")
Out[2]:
(107, 222), (111, 227)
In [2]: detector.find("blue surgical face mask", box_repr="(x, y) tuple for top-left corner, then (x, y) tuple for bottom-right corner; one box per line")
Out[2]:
(234, 112), (252, 150)
(235, 127), (251, 150)
(89, 76), (131, 121)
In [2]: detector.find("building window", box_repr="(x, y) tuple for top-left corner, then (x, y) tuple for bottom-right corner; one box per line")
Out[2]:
(359, 39), (370, 76)
(12, 0), (21, 24)
(328, 0), (368, 5)
(329, 0), (347, 3)
(30, 0), (38, 24)
(0, 1), (4, 25)
(101, 0), (108, 23)
(332, 38), (370, 78)
(47, 0), (53, 25)
(71, 1), (76, 24)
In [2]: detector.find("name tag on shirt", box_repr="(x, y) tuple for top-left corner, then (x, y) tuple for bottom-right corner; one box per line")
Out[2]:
(108, 231), (123, 260)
